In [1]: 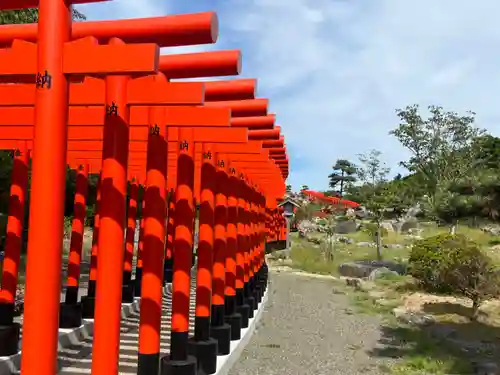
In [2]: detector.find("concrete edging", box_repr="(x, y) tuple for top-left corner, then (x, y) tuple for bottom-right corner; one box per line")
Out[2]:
(0, 297), (141, 375)
(214, 283), (270, 375)
(0, 268), (265, 375)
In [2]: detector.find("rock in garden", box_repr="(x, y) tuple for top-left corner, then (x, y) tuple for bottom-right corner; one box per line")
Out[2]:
(380, 221), (395, 232)
(337, 236), (353, 244)
(356, 241), (375, 247)
(401, 219), (419, 233)
(383, 243), (403, 249)
(339, 263), (374, 278)
(408, 227), (423, 236)
(339, 260), (406, 278)
(481, 225), (500, 236)
(354, 206), (369, 219)
(335, 220), (357, 234)
(368, 267), (399, 281)
(345, 278), (361, 289)
(359, 260), (406, 275)
(473, 361), (499, 375)
(394, 309), (435, 326)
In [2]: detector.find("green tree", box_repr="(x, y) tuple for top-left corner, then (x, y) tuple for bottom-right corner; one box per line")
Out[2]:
(0, 8), (86, 24)
(471, 135), (500, 170)
(390, 105), (484, 226)
(286, 184), (292, 193)
(362, 183), (408, 260)
(328, 159), (356, 196)
(299, 185), (309, 200)
(355, 149), (390, 185)
(390, 105), (483, 196)
(447, 170), (500, 223)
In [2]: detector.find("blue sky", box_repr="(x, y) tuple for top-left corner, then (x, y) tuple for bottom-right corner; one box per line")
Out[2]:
(76, 0), (500, 191)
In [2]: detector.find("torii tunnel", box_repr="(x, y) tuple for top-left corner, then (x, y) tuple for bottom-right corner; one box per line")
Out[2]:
(0, 1), (290, 375)
(301, 189), (360, 208)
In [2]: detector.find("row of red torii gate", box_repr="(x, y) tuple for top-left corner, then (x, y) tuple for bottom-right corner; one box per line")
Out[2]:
(0, 1), (289, 375)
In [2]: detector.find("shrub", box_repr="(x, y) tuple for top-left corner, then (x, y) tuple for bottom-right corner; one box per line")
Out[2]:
(363, 223), (388, 239)
(409, 234), (500, 319)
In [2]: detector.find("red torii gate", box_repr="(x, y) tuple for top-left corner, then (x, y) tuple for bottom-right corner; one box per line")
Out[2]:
(0, 3), (288, 375)
(0, 2), (225, 375)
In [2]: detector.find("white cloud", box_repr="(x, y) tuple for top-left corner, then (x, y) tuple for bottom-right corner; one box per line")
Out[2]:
(212, 0), (500, 191)
(73, 0), (500, 193)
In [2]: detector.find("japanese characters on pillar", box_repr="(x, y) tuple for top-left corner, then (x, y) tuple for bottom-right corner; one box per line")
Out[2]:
(186, 142), (219, 375)
(221, 156), (243, 342)
(137, 106), (168, 374)
(162, 127), (197, 374)
(242, 175), (257, 314)
(92, 39), (134, 375)
(232, 166), (251, 328)
(209, 153), (232, 356)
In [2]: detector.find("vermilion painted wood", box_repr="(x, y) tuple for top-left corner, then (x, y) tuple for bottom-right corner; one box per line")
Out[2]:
(0, 6), (287, 373)
(2, 6), (162, 373)
(0, 139), (271, 154)
(204, 79), (256, 101)
(248, 128), (280, 140)
(65, 128), (250, 167)
(0, 49), (241, 83)
(268, 148), (286, 155)
(0, 77), (258, 106)
(0, 12), (219, 48)
(230, 115), (275, 129)
(192, 142), (275, 202)
(0, 106), (232, 142)
(0, 101), (267, 127)
(203, 98), (267, 116)
(262, 137), (285, 148)
(0, 38), (160, 77)
(0, 77), (204, 106)
(158, 50), (241, 79)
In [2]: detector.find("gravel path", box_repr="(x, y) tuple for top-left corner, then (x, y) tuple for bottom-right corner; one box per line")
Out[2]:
(230, 270), (391, 375)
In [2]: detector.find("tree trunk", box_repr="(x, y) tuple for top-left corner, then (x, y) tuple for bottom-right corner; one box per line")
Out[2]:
(471, 297), (480, 321)
(449, 219), (458, 235)
(340, 171), (345, 196)
(376, 222), (382, 260)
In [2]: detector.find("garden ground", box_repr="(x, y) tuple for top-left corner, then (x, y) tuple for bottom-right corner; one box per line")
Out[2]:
(257, 226), (500, 374)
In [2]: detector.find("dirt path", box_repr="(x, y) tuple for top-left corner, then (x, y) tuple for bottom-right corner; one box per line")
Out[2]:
(229, 269), (392, 375)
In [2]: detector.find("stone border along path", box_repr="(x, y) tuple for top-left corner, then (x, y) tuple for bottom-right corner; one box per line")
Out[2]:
(56, 283), (197, 374)
(0, 262), (186, 375)
(0, 230), (210, 374)
(0, 291), (141, 374)
(0, 278), (194, 375)
(0, 263), (274, 375)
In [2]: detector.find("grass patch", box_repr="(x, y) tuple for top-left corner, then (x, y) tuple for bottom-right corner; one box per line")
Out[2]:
(374, 322), (474, 375)
(291, 223), (500, 374)
(290, 232), (410, 276)
(291, 223), (500, 277)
